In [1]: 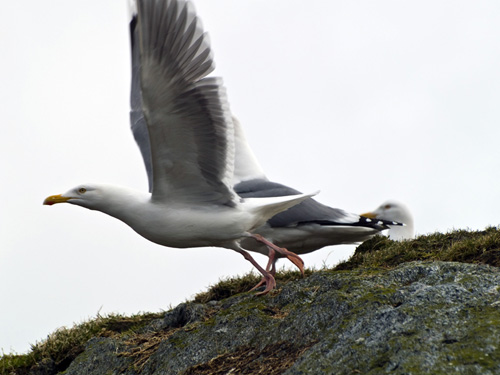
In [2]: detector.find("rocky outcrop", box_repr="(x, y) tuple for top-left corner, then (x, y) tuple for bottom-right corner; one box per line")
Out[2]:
(61, 261), (500, 375)
(4, 229), (500, 374)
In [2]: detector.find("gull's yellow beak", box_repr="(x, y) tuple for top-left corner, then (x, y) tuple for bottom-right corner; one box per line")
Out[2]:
(360, 211), (377, 219)
(43, 194), (71, 206)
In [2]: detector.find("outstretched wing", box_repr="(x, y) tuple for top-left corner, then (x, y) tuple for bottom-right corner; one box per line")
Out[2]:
(231, 116), (267, 186)
(130, 0), (235, 205)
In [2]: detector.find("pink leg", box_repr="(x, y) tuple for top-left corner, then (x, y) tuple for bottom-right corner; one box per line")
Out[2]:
(250, 247), (277, 291)
(266, 247), (277, 273)
(234, 247), (276, 295)
(250, 234), (304, 275)
(269, 257), (277, 275)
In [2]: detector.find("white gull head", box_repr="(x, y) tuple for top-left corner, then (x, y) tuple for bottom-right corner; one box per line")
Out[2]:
(361, 200), (415, 241)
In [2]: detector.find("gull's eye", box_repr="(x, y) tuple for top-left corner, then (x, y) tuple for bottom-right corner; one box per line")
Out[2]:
(78, 188), (87, 194)
(384, 204), (392, 209)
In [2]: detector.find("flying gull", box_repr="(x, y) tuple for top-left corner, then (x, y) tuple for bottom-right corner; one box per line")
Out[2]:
(231, 118), (401, 278)
(43, 0), (316, 295)
(361, 200), (414, 240)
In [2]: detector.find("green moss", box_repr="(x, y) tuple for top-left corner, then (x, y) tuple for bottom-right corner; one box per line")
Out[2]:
(0, 312), (163, 375)
(336, 227), (500, 271)
(166, 335), (189, 350)
(448, 348), (498, 367)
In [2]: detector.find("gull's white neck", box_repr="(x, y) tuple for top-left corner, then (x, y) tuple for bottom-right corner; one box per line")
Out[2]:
(88, 185), (151, 224)
(388, 222), (415, 241)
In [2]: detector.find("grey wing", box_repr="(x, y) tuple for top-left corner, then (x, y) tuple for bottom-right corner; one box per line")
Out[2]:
(130, 0), (235, 204)
(130, 15), (153, 191)
(234, 179), (389, 230)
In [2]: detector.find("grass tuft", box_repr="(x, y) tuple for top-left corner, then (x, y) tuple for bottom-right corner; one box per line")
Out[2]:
(0, 312), (163, 375)
(335, 227), (500, 271)
(193, 268), (316, 303)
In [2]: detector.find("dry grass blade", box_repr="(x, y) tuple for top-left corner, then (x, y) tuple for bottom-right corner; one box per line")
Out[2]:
(182, 341), (317, 375)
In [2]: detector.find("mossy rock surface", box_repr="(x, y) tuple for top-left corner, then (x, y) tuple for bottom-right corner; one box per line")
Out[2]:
(3, 228), (500, 375)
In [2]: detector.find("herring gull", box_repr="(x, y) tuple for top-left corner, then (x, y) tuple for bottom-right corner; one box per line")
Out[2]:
(361, 200), (415, 240)
(231, 117), (401, 276)
(43, 0), (316, 294)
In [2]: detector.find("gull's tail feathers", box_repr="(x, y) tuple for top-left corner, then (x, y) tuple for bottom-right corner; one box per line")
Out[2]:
(244, 191), (319, 231)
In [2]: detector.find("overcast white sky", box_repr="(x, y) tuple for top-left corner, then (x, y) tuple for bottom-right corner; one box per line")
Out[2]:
(2, 0), (500, 353)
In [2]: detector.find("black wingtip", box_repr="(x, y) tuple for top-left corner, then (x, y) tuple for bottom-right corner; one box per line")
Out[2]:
(130, 14), (138, 47)
(358, 216), (404, 229)
(298, 216), (404, 231)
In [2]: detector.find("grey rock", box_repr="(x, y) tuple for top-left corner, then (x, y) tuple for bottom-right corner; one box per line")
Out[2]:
(64, 337), (134, 375)
(63, 261), (500, 375)
(161, 302), (215, 329)
(29, 358), (56, 375)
